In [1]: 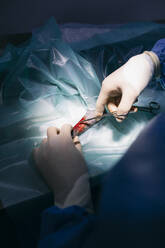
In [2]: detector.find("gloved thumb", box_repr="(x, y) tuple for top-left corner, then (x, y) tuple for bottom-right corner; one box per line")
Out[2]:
(116, 90), (136, 121)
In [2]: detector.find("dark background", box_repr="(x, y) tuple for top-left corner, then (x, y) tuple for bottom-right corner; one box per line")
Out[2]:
(0, 0), (164, 34)
(0, 1), (164, 247)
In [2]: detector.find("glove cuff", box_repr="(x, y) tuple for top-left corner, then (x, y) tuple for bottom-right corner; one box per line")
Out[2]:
(143, 51), (160, 79)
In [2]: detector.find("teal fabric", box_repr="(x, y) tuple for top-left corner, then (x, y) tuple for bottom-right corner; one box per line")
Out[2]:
(0, 17), (165, 207)
(0, 18), (100, 207)
(70, 22), (165, 52)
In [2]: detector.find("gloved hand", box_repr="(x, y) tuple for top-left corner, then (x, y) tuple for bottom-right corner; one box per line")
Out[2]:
(96, 51), (160, 121)
(33, 124), (92, 210)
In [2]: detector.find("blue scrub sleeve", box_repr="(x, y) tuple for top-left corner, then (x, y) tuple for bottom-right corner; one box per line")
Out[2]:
(38, 206), (95, 248)
(152, 38), (165, 88)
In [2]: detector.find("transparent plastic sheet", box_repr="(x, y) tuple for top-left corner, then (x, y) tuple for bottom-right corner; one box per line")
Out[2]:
(0, 18), (100, 207)
(0, 18), (165, 208)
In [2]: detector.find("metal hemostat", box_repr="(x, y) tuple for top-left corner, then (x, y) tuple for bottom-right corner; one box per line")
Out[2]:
(71, 101), (160, 138)
(71, 110), (114, 138)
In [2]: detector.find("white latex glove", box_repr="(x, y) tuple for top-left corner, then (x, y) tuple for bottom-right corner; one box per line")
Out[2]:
(96, 52), (159, 121)
(33, 125), (93, 210)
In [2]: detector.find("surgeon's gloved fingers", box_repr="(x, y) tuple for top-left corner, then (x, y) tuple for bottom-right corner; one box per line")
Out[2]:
(107, 96), (121, 113)
(47, 126), (60, 144)
(42, 137), (48, 143)
(107, 102), (118, 114)
(73, 136), (82, 152)
(40, 138), (48, 148)
(33, 138), (47, 165)
(33, 148), (46, 176)
(39, 138), (48, 158)
(47, 126), (60, 137)
(96, 85), (111, 115)
(116, 90), (136, 122)
(60, 124), (73, 140)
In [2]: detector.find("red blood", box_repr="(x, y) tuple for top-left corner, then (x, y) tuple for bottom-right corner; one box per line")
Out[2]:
(73, 116), (86, 134)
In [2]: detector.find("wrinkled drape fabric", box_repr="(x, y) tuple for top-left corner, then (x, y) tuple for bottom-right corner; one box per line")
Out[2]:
(0, 18), (165, 207)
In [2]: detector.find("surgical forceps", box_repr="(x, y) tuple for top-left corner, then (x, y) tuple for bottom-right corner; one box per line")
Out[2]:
(116, 101), (160, 117)
(82, 101), (160, 122)
(71, 101), (160, 137)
